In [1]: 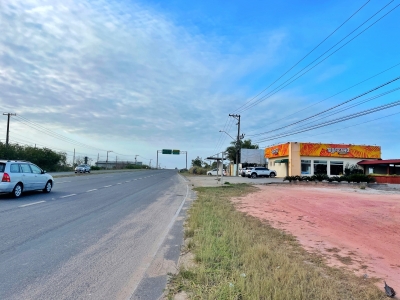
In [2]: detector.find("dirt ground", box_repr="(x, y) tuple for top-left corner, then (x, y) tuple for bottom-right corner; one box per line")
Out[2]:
(231, 185), (400, 293)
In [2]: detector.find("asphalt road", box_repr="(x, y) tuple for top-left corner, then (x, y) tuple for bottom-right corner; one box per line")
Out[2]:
(0, 169), (192, 300)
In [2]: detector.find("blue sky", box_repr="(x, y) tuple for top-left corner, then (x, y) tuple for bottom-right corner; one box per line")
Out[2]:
(1, 0), (399, 168)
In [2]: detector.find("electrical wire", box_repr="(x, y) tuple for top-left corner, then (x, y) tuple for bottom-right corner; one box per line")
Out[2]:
(236, 1), (399, 113)
(245, 61), (400, 134)
(255, 100), (400, 143)
(248, 76), (400, 137)
(233, 0), (371, 113)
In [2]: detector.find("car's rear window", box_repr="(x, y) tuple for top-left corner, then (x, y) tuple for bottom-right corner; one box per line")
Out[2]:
(0, 163), (5, 173)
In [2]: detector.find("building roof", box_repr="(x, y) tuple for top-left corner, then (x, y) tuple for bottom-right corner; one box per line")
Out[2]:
(357, 159), (400, 165)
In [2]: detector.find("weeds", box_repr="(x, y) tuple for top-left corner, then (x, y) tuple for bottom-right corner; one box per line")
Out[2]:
(167, 184), (384, 299)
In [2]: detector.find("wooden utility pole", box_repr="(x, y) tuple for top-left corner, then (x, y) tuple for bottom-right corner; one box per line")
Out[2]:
(3, 113), (16, 146)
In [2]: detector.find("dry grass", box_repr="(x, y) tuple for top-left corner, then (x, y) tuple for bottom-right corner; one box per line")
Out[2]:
(166, 184), (385, 299)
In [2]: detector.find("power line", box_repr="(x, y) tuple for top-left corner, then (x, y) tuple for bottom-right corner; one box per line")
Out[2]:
(245, 61), (400, 134)
(236, 1), (399, 113)
(255, 100), (400, 143)
(233, 0), (371, 113)
(248, 76), (400, 137)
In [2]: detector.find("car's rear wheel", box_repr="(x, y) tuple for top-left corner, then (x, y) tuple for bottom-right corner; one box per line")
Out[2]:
(251, 173), (257, 178)
(270, 173), (276, 178)
(43, 181), (52, 193)
(12, 183), (23, 198)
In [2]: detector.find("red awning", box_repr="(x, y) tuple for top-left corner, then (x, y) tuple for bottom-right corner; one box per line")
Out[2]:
(357, 159), (400, 165)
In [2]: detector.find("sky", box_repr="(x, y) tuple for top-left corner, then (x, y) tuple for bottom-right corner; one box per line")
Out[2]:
(1, 0), (399, 169)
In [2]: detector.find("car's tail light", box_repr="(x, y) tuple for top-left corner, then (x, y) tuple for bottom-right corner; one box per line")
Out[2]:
(1, 173), (11, 182)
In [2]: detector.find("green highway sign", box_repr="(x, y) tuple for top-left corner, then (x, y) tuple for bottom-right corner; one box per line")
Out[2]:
(162, 149), (172, 154)
(172, 150), (180, 155)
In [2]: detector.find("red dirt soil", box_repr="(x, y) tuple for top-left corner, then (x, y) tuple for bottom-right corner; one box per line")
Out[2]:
(232, 185), (400, 292)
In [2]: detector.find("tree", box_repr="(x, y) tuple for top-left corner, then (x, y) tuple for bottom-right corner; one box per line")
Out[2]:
(225, 139), (259, 163)
(191, 156), (203, 167)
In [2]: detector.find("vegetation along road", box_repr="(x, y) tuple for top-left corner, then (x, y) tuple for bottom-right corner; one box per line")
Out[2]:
(0, 169), (192, 300)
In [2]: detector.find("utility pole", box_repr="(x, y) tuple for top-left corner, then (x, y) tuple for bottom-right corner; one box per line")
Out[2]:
(106, 150), (113, 169)
(73, 148), (75, 167)
(229, 114), (241, 176)
(3, 113), (16, 146)
(135, 155), (139, 165)
(149, 159), (152, 168)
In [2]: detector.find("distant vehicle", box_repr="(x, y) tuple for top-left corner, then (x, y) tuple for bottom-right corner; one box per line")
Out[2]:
(246, 167), (277, 178)
(0, 160), (54, 198)
(75, 164), (91, 173)
(207, 168), (227, 176)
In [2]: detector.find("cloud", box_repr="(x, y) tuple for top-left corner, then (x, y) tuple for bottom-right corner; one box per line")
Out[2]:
(1, 0), (285, 154)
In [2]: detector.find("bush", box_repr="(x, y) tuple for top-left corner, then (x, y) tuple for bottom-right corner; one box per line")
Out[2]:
(91, 166), (101, 170)
(0, 142), (68, 172)
(348, 174), (375, 183)
(311, 173), (329, 181)
(328, 176), (341, 182)
(189, 166), (208, 175)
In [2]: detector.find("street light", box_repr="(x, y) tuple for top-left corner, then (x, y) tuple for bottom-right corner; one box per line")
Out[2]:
(219, 130), (236, 141)
(106, 150), (113, 169)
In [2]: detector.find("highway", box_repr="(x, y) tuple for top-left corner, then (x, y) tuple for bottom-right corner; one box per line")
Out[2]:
(0, 169), (192, 300)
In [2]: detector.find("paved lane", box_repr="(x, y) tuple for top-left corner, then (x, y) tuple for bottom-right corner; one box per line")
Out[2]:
(0, 170), (191, 300)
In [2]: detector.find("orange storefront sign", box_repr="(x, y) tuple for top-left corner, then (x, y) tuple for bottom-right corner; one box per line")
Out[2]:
(300, 143), (381, 158)
(265, 143), (289, 158)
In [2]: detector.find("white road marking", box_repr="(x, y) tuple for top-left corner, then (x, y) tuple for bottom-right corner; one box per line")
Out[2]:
(19, 201), (46, 208)
(117, 183), (122, 185)
(125, 180), (130, 182)
(86, 189), (98, 192)
(103, 185), (112, 188)
(60, 194), (76, 198)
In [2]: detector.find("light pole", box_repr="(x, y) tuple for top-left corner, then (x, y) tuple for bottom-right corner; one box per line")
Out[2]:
(106, 150), (113, 169)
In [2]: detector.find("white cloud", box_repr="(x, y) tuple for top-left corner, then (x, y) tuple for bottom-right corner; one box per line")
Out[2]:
(0, 0), (291, 166)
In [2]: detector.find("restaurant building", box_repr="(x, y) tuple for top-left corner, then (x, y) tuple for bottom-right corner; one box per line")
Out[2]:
(265, 142), (381, 177)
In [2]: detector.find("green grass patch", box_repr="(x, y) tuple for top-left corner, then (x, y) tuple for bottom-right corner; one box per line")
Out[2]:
(167, 184), (384, 299)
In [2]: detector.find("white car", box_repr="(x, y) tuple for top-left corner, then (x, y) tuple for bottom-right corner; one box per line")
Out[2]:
(246, 167), (277, 178)
(75, 164), (91, 173)
(207, 168), (227, 176)
(0, 160), (54, 198)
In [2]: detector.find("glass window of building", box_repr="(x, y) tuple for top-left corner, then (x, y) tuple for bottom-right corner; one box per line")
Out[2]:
(313, 160), (327, 174)
(330, 161), (344, 175)
(301, 160), (311, 174)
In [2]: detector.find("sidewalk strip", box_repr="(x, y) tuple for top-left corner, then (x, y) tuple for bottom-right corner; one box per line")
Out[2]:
(19, 201), (46, 208)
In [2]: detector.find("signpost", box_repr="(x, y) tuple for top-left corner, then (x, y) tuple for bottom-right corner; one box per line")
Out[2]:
(157, 149), (187, 169)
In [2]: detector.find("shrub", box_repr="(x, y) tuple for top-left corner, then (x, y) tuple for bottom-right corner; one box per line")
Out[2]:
(329, 176), (341, 182)
(189, 166), (208, 175)
(348, 174), (375, 183)
(312, 173), (329, 181)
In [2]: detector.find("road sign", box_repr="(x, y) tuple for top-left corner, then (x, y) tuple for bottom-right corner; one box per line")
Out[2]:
(162, 149), (172, 154)
(172, 150), (180, 155)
